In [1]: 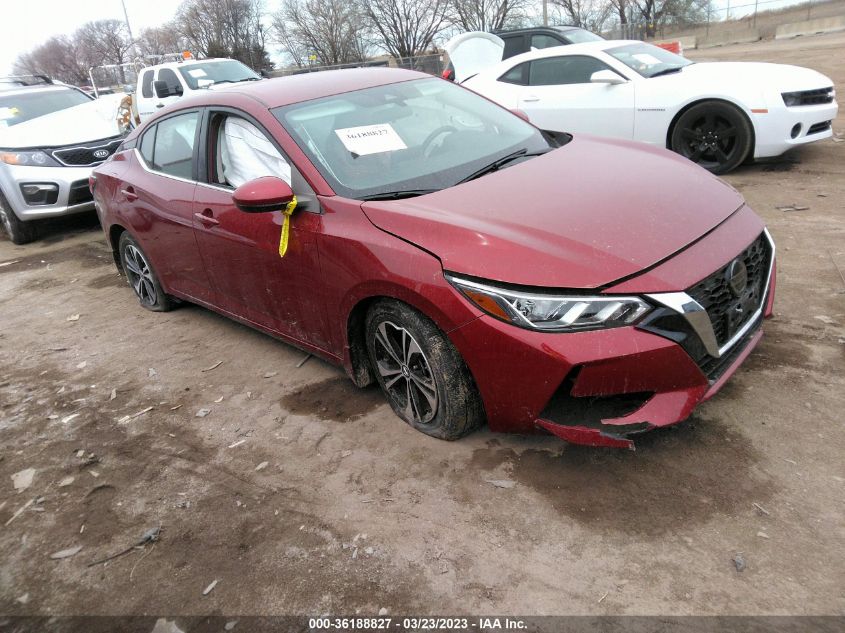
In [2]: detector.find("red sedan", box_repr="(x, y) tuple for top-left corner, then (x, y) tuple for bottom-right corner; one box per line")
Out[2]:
(91, 68), (775, 449)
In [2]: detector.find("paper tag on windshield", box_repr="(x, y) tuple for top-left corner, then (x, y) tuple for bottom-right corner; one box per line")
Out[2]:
(334, 124), (407, 156)
(187, 68), (207, 78)
(633, 53), (662, 65)
(0, 107), (17, 120)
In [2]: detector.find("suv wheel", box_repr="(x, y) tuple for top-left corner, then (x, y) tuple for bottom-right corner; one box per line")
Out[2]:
(0, 191), (38, 244)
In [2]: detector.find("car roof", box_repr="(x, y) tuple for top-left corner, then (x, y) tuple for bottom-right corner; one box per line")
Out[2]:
(174, 67), (431, 110)
(495, 25), (591, 35)
(0, 83), (77, 96)
(140, 58), (236, 72)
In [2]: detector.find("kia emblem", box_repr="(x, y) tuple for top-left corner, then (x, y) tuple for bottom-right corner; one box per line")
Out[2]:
(726, 258), (748, 297)
(93, 149), (110, 159)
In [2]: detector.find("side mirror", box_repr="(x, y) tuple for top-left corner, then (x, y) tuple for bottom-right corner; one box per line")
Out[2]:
(233, 176), (295, 213)
(153, 80), (182, 98)
(510, 108), (531, 122)
(590, 70), (626, 85)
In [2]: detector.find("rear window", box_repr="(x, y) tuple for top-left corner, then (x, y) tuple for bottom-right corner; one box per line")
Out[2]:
(0, 88), (91, 128)
(559, 28), (604, 44)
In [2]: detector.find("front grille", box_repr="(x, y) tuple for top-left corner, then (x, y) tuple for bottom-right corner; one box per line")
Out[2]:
(51, 137), (122, 167)
(687, 233), (771, 348)
(807, 121), (832, 135)
(68, 180), (93, 206)
(782, 87), (835, 106)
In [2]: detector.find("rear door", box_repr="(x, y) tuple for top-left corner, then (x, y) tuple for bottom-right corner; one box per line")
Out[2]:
(191, 108), (329, 348)
(118, 109), (214, 303)
(517, 54), (635, 138)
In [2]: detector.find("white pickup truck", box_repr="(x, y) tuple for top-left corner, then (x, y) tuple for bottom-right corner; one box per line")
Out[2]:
(134, 58), (262, 123)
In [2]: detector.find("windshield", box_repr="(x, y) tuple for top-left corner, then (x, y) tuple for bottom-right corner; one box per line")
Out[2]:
(274, 77), (550, 199)
(606, 43), (692, 78)
(178, 60), (260, 89)
(562, 28), (604, 43)
(0, 88), (92, 128)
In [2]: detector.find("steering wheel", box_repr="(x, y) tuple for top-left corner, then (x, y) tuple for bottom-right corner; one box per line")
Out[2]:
(421, 125), (458, 158)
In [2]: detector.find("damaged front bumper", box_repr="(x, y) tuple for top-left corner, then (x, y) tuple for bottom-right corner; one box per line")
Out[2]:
(448, 232), (776, 449)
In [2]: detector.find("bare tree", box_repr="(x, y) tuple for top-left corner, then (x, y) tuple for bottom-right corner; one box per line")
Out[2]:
(75, 19), (134, 80)
(136, 24), (185, 58)
(447, 0), (530, 32)
(175, 0), (272, 70)
(13, 36), (89, 84)
(271, 0), (371, 67)
(631, 0), (709, 36)
(360, 0), (449, 61)
(550, 0), (613, 32)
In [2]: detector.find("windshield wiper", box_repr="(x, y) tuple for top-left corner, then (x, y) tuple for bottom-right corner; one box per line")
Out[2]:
(359, 189), (439, 201)
(650, 66), (685, 78)
(457, 148), (552, 184)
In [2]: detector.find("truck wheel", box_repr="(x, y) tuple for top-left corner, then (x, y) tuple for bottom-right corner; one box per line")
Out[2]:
(0, 191), (38, 244)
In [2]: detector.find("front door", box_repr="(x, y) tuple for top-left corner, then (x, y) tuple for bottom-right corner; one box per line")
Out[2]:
(517, 54), (635, 138)
(191, 111), (329, 348)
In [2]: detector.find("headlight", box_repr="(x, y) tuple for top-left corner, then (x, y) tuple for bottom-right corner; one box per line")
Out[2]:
(0, 150), (60, 167)
(781, 92), (802, 107)
(446, 274), (652, 332)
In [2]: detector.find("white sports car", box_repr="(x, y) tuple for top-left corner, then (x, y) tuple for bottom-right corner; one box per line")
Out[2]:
(446, 33), (838, 173)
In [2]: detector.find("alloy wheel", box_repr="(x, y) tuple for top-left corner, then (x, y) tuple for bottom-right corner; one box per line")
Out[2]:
(677, 111), (739, 170)
(373, 320), (439, 424)
(123, 244), (157, 306)
(0, 200), (12, 236)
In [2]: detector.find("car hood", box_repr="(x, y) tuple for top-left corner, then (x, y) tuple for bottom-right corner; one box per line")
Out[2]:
(361, 136), (745, 289)
(0, 94), (124, 149)
(675, 61), (833, 91)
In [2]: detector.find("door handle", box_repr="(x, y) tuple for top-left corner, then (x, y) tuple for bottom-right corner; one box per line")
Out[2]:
(194, 209), (219, 226)
(120, 187), (138, 202)
(155, 103), (165, 109)
(522, 95), (540, 102)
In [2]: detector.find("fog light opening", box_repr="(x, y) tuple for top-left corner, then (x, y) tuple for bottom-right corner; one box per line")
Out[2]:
(20, 182), (59, 206)
(790, 123), (801, 139)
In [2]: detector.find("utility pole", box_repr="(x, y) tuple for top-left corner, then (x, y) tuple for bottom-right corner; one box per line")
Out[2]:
(543, 0), (548, 26)
(120, 0), (138, 59)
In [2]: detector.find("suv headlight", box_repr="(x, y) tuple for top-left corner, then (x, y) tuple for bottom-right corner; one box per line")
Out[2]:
(0, 150), (60, 167)
(447, 274), (652, 332)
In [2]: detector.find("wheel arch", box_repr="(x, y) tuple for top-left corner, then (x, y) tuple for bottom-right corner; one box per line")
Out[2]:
(108, 223), (129, 272)
(665, 97), (756, 154)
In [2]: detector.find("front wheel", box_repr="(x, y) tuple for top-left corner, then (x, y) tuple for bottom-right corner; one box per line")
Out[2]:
(118, 232), (173, 312)
(365, 300), (484, 440)
(0, 191), (38, 244)
(670, 101), (753, 174)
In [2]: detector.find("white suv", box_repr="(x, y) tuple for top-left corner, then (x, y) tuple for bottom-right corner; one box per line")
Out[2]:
(0, 77), (123, 243)
(135, 58), (262, 123)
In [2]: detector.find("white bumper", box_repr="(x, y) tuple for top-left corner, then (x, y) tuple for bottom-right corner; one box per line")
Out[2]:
(753, 97), (838, 159)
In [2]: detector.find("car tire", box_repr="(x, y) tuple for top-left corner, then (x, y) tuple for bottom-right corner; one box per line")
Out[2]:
(670, 101), (753, 174)
(0, 190), (38, 244)
(365, 300), (484, 440)
(118, 232), (173, 312)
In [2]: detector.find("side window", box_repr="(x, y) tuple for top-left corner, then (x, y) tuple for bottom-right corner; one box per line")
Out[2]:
(499, 63), (528, 85)
(140, 70), (154, 99)
(157, 68), (183, 97)
(152, 111), (198, 179)
(139, 125), (156, 164)
(528, 55), (614, 86)
(531, 34), (563, 50)
(213, 114), (292, 188)
(502, 36), (524, 59)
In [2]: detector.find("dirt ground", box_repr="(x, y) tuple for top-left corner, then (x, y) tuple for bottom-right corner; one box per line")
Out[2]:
(1, 33), (844, 619)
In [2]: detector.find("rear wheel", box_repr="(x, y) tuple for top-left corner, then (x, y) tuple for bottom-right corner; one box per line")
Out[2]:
(670, 101), (753, 174)
(118, 232), (172, 312)
(365, 300), (484, 440)
(0, 191), (38, 244)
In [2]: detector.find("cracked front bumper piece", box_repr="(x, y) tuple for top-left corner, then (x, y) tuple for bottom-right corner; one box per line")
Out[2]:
(448, 231), (776, 449)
